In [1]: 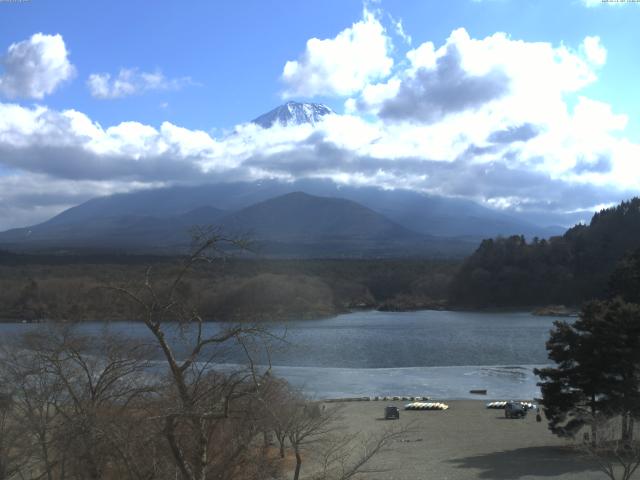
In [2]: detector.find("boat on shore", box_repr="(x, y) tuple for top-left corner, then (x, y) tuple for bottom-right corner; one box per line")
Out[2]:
(469, 389), (487, 395)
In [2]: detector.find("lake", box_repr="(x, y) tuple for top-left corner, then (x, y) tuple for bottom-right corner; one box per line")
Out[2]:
(0, 310), (565, 400)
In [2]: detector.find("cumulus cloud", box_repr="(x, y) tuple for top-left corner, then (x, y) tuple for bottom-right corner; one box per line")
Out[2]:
(281, 9), (393, 97)
(87, 68), (194, 99)
(0, 92), (637, 229)
(0, 24), (636, 231)
(0, 102), (223, 181)
(378, 43), (510, 123)
(488, 123), (540, 144)
(582, 36), (607, 66)
(0, 33), (75, 99)
(573, 154), (612, 174)
(358, 28), (602, 125)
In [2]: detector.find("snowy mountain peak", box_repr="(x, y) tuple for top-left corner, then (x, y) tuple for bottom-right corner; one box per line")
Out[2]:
(252, 101), (334, 128)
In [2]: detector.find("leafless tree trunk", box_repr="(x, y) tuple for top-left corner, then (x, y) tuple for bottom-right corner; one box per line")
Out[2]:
(0, 229), (408, 480)
(0, 343), (62, 480)
(312, 425), (411, 480)
(286, 400), (338, 480)
(110, 229), (279, 480)
(1, 325), (161, 480)
(580, 416), (640, 480)
(0, 391), (31, 480)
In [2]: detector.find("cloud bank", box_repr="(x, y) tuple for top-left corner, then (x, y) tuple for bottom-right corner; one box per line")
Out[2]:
(0, 14), (637, 231)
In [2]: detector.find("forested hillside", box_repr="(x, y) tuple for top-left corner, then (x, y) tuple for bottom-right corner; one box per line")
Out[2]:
(450, 198), (640, 307)
(0, 256), (456, 322)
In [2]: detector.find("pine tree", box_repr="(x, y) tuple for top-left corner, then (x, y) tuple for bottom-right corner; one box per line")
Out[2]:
(536, 299), (640, 444)
(609, 248), (640, 304)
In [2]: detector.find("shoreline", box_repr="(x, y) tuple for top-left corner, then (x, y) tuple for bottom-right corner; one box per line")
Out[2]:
(0, 305), (574, 324)
(306, 399), (599, 480)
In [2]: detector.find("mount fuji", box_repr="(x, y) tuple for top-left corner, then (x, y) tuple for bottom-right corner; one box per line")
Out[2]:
(0, 102), (568, 256)
(252, 101), (333, 128)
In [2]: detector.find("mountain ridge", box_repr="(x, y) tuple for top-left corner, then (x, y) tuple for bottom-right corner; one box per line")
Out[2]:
(0, 191), (479, 257)
(0, 102), (571, 256)
(0, 180), (565, 257)
(252, 101), (333, 128)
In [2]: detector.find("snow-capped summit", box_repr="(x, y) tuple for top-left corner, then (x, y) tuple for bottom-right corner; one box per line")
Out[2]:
(252, 101), (334, 128)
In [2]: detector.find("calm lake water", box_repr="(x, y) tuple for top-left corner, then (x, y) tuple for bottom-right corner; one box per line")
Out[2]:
(0, 310), (566, 400)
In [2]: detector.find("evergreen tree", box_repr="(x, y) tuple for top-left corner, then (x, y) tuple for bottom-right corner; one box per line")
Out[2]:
(609, 247), (640, 304)
(596, 299), (640, 442)
(451, 197), (640, 308)
(536, 299), (640, 443)
(535, 301), (614, 442)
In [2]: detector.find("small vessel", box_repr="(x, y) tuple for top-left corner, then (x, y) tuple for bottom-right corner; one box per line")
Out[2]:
(469, 389), (487, 395)
(404, 402), (449, 411)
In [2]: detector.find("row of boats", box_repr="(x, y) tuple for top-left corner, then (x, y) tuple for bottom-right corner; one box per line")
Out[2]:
(404, 402), (449, 410)
(401, 400), (537, 411)
(486, 401), (537, 409)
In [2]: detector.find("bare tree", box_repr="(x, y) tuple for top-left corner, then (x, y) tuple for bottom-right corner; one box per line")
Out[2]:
(285, 397), (336, 480)
(110, 229), (281, 480)
(580, 416), (640, 480)
(312, 425), (410, 480)
(46, 329), (156, 479)
(257, 376), (294, 459)
(0, 325), (162, 480)
(0, 390), (33, 480)
(273, 393), (411, 480)
(243, 339), (411, 480)
(0, 229), (411, 480)
(0, 340), (63, 480)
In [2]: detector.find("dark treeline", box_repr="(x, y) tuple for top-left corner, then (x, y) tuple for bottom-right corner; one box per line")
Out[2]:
(450, 198), (640, 308)
(0, 249), (171, 266)
(0, 257), (458, 322)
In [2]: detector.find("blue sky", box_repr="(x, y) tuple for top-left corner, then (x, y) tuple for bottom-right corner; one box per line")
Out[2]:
(0, 0), (639, 229)
(2, 0), (638, 133)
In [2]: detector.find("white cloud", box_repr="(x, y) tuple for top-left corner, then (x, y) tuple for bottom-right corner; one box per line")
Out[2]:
(0, 25), (636, 229)
(358, 28), (603, 125)
(0, 33), (75, 99)
(406, 41), (437, 71)
(389, 14), (412, 45)
(281, 9), (393, 98)
(0, 172), (165, 230)
(87, 68), (194, 99)
(582, 36), (607, 66)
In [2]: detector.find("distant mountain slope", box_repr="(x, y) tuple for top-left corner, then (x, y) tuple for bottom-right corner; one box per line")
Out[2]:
(252, 102), (333, 128)
(40, 187), (232, 228)
(21, 179), (563, 239)
(450, 198), (640, 307)
(220, 192), (419, 242)
(0, 206), (226, 250)
(214, 192), (477, 257)
(0, 191), (479, 257)
(296, 180), (561, 238)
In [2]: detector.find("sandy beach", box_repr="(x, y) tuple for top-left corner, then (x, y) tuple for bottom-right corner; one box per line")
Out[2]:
(303, 400), (603, 480)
